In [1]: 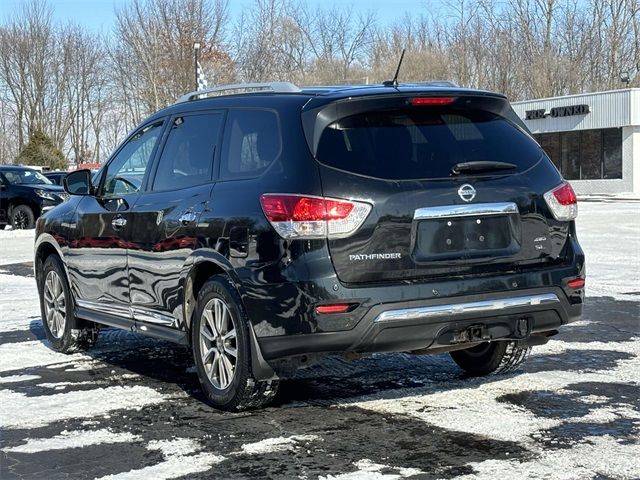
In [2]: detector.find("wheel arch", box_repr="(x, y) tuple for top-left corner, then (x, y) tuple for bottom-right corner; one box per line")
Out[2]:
(34, 234), (67, 290)
(179, 250), (243, 333)
(180, 249), (278, 381)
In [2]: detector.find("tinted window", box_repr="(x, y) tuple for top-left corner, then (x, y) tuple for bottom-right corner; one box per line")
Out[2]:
(316, 107), (542, 180)
(536, 133), (561, 171)
(220, 110), (281, 179)
(2, 169), (52, 185)
(603, 128), (622, 179)
(152, 113), (223, 191)
(534, 128), (622, 180)
(580, 129), (602, 179)
(101, 122), (163, 196)
(561, 131), (580, 180)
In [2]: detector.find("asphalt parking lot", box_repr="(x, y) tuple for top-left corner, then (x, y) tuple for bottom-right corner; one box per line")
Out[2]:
(0, 200), (639, 480)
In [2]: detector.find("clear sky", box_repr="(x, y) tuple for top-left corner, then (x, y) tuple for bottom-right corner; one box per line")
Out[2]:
(0, 0), (435, 33)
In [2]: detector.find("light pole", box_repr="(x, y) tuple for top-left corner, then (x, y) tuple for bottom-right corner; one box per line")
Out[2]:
(194, 42), (201, 90)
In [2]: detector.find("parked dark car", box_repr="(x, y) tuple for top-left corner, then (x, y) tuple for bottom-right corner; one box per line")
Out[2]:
(0, 166), (68, 229)
(34, 82), (585, 411)
(44, 171), (68, 186)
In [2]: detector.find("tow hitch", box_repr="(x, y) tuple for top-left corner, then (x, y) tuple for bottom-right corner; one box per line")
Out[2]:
(452, 324), (491, 344)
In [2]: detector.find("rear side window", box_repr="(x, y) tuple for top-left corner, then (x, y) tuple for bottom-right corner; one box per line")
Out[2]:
(316, 108), (543, 180)
(152, 113), (223, 191)
(220, 110), (281, 179)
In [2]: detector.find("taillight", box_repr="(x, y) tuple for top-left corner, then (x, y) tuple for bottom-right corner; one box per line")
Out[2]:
(543, 182), (578, 221)
(410, 97), (455, 106)
(315, 303), (354, 314)
(567, 277), (585, 289)
(260, 194), (372, 239)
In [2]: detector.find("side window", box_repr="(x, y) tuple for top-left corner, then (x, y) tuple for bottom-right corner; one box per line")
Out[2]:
(101, 122), (163, 197)
(220, 110), (281, 179)
(152, 113), (223, 191)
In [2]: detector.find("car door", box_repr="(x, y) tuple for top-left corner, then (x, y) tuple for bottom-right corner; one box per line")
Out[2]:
(66, 120), (165, 318)
(126, 111), (224, 331)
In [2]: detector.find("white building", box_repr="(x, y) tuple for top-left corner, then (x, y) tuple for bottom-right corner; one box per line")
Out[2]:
(512, 89), (640, 195)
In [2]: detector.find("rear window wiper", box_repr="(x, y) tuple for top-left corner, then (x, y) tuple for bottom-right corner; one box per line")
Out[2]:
(451, 161), (517, 175)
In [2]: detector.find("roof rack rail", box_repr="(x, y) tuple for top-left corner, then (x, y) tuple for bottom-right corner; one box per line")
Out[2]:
(175, 82), (302, 103)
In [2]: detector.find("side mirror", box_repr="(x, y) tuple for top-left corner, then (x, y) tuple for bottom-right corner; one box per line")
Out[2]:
(64, 169), (93, 196)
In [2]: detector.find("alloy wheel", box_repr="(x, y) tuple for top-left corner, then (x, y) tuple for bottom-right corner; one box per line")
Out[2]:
(43, 270), (66, 338)
(199, 298), (237, 390)
(13, 211), (29, 229)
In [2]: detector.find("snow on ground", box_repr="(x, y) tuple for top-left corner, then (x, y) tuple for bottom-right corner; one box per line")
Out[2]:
(0, 227), (35, 266)
(0, 201), (638, 479)
(575, 201), (640, 300)
(4, 429), (141, 454)
(240, 435), (319, 455)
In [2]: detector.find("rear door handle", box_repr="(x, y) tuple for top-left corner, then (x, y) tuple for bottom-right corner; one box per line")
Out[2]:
(179, 211), (197, 225)
(112, 215), (127, 229)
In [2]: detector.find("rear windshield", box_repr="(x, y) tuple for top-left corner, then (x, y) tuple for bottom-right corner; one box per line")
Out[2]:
(315, 107), (542, 180)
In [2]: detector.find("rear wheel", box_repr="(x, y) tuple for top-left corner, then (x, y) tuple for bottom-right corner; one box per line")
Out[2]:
(192, 275), (278, 411)
(11, 205), (35, 229)
(450, 341), (531, 376)
(0, 224), (6, 230)
(40, 255), (98, 353)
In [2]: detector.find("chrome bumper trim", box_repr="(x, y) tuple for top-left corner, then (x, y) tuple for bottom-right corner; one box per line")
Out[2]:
(76, 299), (178, 328)
(374, 293), (560, 324)
(414, 202), (518, 220)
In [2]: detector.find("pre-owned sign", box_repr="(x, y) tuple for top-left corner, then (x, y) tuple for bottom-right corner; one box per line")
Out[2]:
(525, 104), (590, 120)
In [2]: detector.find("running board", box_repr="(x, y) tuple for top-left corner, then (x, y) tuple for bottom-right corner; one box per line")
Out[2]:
(76, 306), (188, 345)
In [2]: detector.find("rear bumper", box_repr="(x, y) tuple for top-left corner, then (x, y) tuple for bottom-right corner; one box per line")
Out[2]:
(257, 286), (581, 361)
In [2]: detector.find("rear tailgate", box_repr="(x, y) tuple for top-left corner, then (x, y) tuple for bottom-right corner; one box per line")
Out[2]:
(302, 92), (570, 284)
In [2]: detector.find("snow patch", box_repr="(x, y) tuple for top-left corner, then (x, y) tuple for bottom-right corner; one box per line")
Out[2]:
(95, 438), (224, 480)
(0, 228), (35, 265)
(0, 385), (166, 429)
(458, 436), (640, 480)
(0, 340), (88, 373)
(321, 459), (424, 479)
(240, 434), (318, 455)
(575, 202), (640, 301)
(0, 374), (40, 384)
(4, 429), (141, 453)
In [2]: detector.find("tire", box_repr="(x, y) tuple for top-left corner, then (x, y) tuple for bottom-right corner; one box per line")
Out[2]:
(192, 275), (278, 411)
(0, 224), (6, 230)
(450, 340), (531, 376)
(39, 255), (98, 353)
(11, 204), (35, 229)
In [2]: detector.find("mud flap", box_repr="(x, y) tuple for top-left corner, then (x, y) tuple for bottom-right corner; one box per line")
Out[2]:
(248, 323), (279, 381)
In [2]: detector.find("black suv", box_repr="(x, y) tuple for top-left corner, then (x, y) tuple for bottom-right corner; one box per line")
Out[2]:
(0, 166), (68, 229)
(44, 171), (69, 186)
(35, 83), (584, 410)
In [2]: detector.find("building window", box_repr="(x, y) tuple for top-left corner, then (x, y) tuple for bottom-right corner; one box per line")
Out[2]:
(534, 128), (622, 180)
(603, 129), (623, 179)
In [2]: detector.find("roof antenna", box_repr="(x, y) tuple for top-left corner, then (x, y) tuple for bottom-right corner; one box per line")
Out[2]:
(383, 48), (406, 87)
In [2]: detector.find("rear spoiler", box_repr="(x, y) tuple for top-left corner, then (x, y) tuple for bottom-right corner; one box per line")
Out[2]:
(301, 92), (530, 157)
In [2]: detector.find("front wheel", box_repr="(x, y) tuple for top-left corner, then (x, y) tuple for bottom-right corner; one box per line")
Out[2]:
(450, 341), (531, 376)
(39, 255), (98, 353)
(192, 275), (278, 411)
(11, 205), (35, 229)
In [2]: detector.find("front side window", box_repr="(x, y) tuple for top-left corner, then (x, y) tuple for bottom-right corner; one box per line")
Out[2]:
(152, 113), (223, 191)
(220, 110), (281, 179)
(101, 122), (163, 196)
